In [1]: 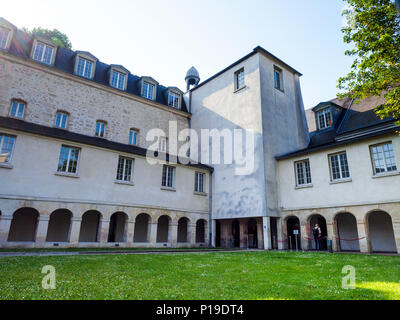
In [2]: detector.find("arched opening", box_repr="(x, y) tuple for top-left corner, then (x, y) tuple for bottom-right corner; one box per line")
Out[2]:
(108, 212), (128, 243)
(157, 215), (170, 243)
(232, 220), (240, 248)
(134, 213), (151, 243)
(336, 212), (360, 252)
(177, 218), (189, 243)
(46, 209), (72, 242)
(215, 220), (221, 247)
(367, 211), (397, 253)
(8, 208), (39, 242)
(286, 216), (301, 250)
(248, 219), (258, 249)
(79, 210), (101, 243)
(196, 219), (206, 243)
(309, 214), (328, 251)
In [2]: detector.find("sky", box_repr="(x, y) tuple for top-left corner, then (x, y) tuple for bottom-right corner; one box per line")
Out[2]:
(2, 0), (353, 110)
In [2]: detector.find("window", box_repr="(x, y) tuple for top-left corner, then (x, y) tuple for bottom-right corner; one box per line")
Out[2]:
(162, 165), (175, 188)
(295, 160), (312, 186)
(0, 134), (15, 164)
(370, 142), (397, 175)
(57, 146), (80, 174)
(142, 81), (155, 100)
(116, 156), (134, 182)
(168, 92), (180, 109)
(111, 70), (126, 90)
(159, 136), (168, 153)
(317, 108), (333, 130)
(195, 172), (205, 193)
(55, 112), (68, 129)
(235, 68), (245, 90)
(76, 57), (93, 79)
(129, 129), (138, 146)
(0, 26), (10, 50)
(329, 152), (350, 181)
(274, 67), (283, 91)
(9, 100), (25, 119)
(32, 41), (54, 65)
(95, 121), (106, 138)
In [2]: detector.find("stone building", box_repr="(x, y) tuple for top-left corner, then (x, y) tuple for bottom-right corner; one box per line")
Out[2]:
(0, 17), (399, 253)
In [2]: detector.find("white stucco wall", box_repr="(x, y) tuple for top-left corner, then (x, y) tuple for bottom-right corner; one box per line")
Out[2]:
(0, 129), (210, 214)
(277, 134), (400, 210)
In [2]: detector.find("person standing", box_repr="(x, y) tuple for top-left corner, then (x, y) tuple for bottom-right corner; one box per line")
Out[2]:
(312, 224), (322, 251)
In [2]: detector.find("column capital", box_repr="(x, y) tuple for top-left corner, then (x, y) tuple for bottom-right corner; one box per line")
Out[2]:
(71, 217), (82, 222)
(100, 218), (111, 223)
(38, 215), (50, 222)
(170, 222), (178, 227)
(0, 215), (13, 221)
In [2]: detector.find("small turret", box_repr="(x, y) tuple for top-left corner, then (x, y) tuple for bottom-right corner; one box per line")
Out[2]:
(185, 66), (200, 91)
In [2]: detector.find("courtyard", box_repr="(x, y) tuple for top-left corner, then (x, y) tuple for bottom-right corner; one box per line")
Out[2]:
(0, 251), (399, 300)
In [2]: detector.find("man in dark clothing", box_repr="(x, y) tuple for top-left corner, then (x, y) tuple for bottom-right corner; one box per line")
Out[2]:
(312, 224), (322, 251)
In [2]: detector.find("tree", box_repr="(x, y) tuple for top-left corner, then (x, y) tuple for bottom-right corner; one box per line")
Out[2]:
(23, 27), (72, 49)
(338, 0), (400, 128)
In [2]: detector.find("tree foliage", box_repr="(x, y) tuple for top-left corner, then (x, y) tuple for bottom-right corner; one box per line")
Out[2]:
(338, 0), (400, 127)
(23, 27), (72, 49)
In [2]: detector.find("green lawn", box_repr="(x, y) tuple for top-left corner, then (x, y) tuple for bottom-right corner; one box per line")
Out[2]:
(0, 251), (399, 300)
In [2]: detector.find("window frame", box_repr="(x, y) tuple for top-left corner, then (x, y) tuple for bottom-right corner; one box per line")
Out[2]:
(370, 142), (398, 175)
(141, 81), (156, 100)
(234, 68), (245, 91)
(0, 133), (16, 165)
(0, 25), (12, 51)
(294, 159), (312, 187)
(76, 57), (94, 79)
(328, 151), (351, 182)
(9, 100), (26, 119)
(56, 145), (81, 175)
(31, 39), (56, 65)
(162, 165), (175, 189)
(95, 120), (107, 138)
(168, 91), (181, 109)
(129, 128), (139, 146)
(317, 108), (333, 130)
(109, 67), (128, 91)
(194, 171), (205, 193)
(116, 156), (134, 183)
(274, 66), (284, 91)
(55, 111), (69, 129)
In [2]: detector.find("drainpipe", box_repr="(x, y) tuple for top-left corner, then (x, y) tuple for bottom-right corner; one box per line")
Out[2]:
(209, 171), (213, 247)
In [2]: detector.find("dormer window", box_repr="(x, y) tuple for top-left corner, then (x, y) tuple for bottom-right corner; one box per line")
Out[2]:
(111, 70), (125, 90)
(32, 40), (55, 65)
(317, 108), (332, 130)
(77, 57), (93, 78)
(142, 81), (155, 100)
(0, 26), (10, 50)
(168, 91), (181, 109)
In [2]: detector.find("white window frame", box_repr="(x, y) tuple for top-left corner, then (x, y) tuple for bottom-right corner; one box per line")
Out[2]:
(57, 145), (80, 175)
(142, 81), (155, 100)
(234, 68), (245, 91)
(168, 91), (181, 109)
(329, 152), (350, 181)
(317, 108), (333, 130)
(159, 136), (168, 153)
(32, 40), (55, 65)
(295, 159), (312, 187)
(55, 111), (69, 129)
(95, 121), (106, 138)
(162, 165), (175, 189)
(0, 133), (16, 164)
(0, 26), (11, 50)
(9, 100), (25, 119)
(111, 70), (126, 90)
(370, 142), (398, 175)
(76, 57), (94, 79)
(274, 66), (283, 91)
(129, 129), (139, 146)
(116, 156), (134, 183)
(195, 172), (205, 193)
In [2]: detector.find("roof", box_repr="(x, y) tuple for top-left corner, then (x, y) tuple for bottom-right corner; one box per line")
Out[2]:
(1, 18), (188, 113)
(191, 46), (302, 92)
(277, 96), (397, 160)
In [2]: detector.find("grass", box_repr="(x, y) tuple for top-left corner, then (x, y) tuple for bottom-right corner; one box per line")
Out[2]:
(0, 251), (399, 300)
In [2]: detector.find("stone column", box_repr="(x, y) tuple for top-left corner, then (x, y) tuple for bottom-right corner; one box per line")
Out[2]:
(126, 219), (135, 246)
(99, 218), (111, 246)
(356, 220), (369, 253)
(276, 218), (284, 250)
(300, 221), (309, 251)
(69, 217), (82, 245)
(149, 222), (158, 246)
(256, 220), (264, 250)
(239, 220), (247, 248)
(392, 219), (400, 254)
(211, 219), (216, 247)
(35, 215), (50, 246)
(189, 223), (197, 247)
(204, 221), (209, 246)
(263, 217), (271, 250)
(326, 222), (339, 252)
(0, 215), (13, 246)
(170, 222), (178, 246)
